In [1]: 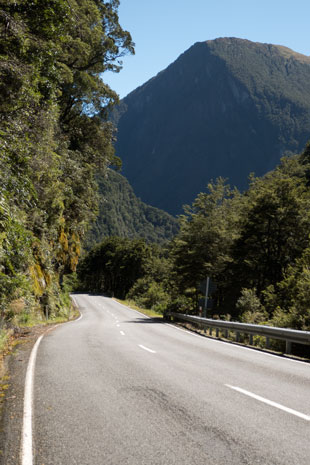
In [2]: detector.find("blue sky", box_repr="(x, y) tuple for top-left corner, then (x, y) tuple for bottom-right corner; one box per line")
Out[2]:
(104, 0), (310, 98)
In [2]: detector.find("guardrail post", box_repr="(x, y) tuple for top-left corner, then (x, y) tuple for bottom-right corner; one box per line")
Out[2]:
(168, 312), (310, 355)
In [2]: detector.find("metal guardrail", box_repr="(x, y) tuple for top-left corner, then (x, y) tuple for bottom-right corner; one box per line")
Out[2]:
(165, 312), (310, 354)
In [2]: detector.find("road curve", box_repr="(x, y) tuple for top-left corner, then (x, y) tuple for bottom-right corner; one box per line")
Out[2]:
(31, 294), (309, 464)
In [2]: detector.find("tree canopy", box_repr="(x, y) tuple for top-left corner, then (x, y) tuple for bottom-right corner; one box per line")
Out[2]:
(0, 0), (133, 321)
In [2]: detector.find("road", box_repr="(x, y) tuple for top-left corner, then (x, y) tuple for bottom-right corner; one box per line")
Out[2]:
(31, 294), (309, 464)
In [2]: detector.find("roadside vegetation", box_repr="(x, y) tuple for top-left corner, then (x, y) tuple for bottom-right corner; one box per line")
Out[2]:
(77, 144), (310, 339)
(0, 0), (133, 348)
(114, 299), (164, 319)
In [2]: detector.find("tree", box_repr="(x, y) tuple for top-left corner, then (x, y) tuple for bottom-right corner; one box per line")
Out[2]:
(231, 163), (310, 299)
(77, 237), (150, 299)
(0, 0), (134, 317)
(171, 179), (243, 307)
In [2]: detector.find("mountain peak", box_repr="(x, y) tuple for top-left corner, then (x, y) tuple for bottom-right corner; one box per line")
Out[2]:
(204, 37), (310, 61)
(114, 38), (310, 214)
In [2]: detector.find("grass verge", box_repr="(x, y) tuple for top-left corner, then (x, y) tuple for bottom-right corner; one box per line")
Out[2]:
(114, 298), (163, 319)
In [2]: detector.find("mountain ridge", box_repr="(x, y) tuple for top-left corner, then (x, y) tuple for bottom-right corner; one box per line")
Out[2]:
(85, 169), (179, 248)
(113, 37), (310, 214)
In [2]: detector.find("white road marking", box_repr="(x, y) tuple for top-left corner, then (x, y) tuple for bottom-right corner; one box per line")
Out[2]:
(73, 313), (83, 323)
(70, 298), (83, 323)
(21, 323), (65, 465)
(103, 297), (309, 366)
(120, 331), (125, 336)
(116, 324), (120, 328)
(21, 334), (44, 465)
(139, 344), (156, 354)
(165, 323), (310, 366)
(112, 299), (151, 319)
(225, 384), (310, 421)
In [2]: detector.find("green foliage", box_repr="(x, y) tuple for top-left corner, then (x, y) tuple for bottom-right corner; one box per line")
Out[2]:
(0, 0), (134, 322)
(171, 145), (310, 332)
(127, 278), (170, 314)
(78, 237), (178, 312)
(0, 328), (11, 353)
(77, 237), (150, 299)
(262, 247), (310, 330)
(237, 288), (268, 324)
(84, 169), (179, 248)
(231, 162), (310, 296)
(171, 178), (243, 304)
(0, 196), (32, 317)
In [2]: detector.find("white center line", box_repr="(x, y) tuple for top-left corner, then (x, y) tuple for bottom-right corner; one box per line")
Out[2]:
(139, 344), (156, 354)
(120, 331), (125, 336)
(225, 384), (310, 421)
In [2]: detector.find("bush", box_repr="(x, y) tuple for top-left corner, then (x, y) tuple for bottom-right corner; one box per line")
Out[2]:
(165, 295), (195, 314)
(127, 278), (170, 314)
(236, 288), (268, 324)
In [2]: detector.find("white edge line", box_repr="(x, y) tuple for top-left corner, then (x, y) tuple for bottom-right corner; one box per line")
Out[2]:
(21, 320), (68, 465)
(120, 331), (125, 336)
(139, 344), (156, 354)
(164, 322), (310, 366)
(70, 297), (83, 323)
(72, 312), (83, 323)
(225, 384), (310, 422)
(21, 333), (44, 465)
(112, 299), (151, 319)
(110, 298), (309, 367)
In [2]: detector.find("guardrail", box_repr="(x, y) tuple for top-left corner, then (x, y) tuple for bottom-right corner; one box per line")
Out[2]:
(164, 312), (310, 354)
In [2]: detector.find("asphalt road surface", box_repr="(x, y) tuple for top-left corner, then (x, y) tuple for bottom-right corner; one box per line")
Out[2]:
(31, 294), (309, 464)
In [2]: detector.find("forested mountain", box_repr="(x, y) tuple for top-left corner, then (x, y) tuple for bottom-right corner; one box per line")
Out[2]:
(113, 38), (310, 214)
(85, 170), (178, 247)
(0, 0), (133, 324)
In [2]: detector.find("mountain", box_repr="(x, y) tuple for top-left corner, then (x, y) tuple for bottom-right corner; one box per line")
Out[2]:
(112, 38), (310, 214)
(84, 169), (179, 248)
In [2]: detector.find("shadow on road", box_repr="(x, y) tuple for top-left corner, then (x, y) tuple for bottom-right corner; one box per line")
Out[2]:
(123, 317), (164, 324)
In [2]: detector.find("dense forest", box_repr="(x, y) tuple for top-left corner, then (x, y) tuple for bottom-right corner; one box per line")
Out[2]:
(0, 0), (133, 329)
(78, 144), (310, 337)
(85, 169), (179, 248)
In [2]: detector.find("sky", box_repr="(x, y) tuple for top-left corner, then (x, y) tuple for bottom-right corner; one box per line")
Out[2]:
(103, 0), (310, 99)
